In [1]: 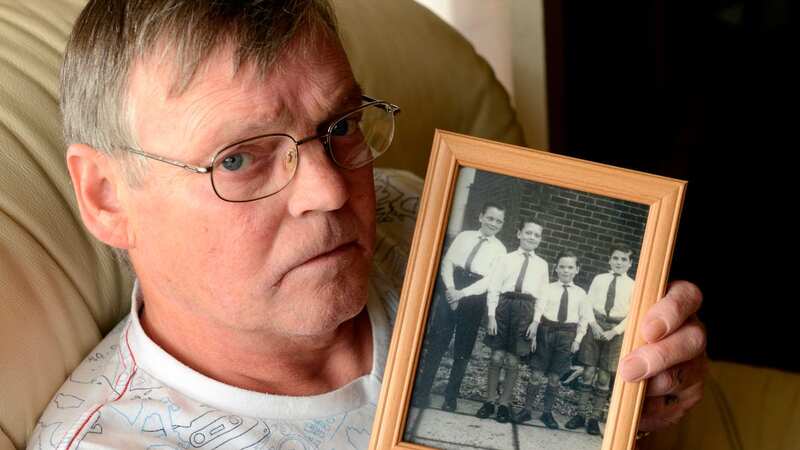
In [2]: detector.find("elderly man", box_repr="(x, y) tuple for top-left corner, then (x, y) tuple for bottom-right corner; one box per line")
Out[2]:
(28, 1), (707, 448)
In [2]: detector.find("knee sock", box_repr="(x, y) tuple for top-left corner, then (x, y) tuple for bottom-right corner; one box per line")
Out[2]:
(487, 360), (502, 403)
(524, 380), (543, 411)
(576, 383), (594, 417)
(498, 360), (519, 406)
(542, 384), (557, 413)
(591, 387), (610, 420)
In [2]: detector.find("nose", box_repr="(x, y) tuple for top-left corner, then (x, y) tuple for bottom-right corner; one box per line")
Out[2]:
(285, 138), (349, 217)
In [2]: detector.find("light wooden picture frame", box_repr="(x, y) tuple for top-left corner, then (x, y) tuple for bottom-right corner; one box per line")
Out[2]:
(370, 131), (686, 450)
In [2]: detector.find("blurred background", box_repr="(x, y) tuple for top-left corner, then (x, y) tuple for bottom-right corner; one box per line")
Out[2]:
(415, 0), (797, 372)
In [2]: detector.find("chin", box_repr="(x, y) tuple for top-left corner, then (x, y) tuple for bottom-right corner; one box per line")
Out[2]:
(280, 259), (371, 337)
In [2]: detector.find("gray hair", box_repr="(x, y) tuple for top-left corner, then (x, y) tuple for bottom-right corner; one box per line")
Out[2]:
(60, 0), (338, 174)
(60, 0), (338, 267)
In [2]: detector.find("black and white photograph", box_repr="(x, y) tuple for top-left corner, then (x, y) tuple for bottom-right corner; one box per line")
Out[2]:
(404, 167), (649, 450)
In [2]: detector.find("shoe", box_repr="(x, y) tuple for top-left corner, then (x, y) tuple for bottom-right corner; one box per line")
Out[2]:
(513, 408), (532, 424)
(586, 418), (601, 435)
(565, 415), (586, 430)
(476, 402), (495, 419)
(540, 412), (559, 430)
(495, 405), (511, 423)
(441, 397), (457, 412)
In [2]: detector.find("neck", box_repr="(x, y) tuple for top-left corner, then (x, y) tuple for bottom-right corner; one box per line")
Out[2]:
(139, 295), (373, 396)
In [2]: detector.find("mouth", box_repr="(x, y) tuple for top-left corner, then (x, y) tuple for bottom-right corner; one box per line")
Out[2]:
(273, 239), (361, 287)
(304, 241), (359, 265)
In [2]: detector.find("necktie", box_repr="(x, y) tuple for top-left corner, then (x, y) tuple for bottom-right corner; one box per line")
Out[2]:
(558, 284), (569, 322)
(514, 252), (530, 293)
(605, 273), (620, 316)
(464, 237), (487, 273)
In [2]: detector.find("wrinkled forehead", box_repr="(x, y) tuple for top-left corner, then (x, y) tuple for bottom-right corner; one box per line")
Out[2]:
(132, 29), (351, 102)
(126, 33), (358, 156)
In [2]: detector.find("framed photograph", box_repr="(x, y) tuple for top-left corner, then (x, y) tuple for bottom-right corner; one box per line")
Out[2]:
(370, 131), (686, 450)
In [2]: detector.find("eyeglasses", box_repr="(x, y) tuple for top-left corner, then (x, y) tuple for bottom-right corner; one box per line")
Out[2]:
(122, 95), (400, 202)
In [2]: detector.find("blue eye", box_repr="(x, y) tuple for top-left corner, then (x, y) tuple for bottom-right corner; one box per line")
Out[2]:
(222, 153), (246, 171)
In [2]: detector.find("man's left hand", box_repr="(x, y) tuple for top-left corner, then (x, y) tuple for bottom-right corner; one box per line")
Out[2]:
(619, 280), (707, 432)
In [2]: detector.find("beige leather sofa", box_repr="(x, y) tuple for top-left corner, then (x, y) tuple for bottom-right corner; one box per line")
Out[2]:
(1, 1), (798, 449)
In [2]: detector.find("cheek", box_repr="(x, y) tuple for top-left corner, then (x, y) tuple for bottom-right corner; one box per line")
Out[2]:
(347, 169), (376, 239)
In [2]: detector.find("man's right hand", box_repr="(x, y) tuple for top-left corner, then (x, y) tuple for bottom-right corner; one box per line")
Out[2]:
(446, 288), (463, 310)
(487, 316), (498, 335)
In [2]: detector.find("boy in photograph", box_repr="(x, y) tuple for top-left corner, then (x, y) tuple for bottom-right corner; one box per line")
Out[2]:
(565, 244), (636, 435)
(476, 220), (549, 423)
(413, 203), (507, 411)
(513, 250), (593, 429)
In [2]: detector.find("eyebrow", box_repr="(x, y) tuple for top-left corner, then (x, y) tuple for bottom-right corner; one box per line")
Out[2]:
(212, 81), (366, 155)
(325, 81), (364, 120)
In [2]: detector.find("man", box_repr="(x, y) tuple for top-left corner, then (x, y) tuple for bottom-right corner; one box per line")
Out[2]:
(413, 203), (507, 412)
(29, 1), (707, 448)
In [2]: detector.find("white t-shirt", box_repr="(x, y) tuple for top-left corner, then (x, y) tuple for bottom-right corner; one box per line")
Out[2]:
(28, 169), (421, 450)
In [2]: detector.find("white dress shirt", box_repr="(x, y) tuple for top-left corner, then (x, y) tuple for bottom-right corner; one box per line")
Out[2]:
(486, 248), (549, 317)
(533, 281), (592, 344)
(587, 271), (635, 335)
(441, 230), (507, 297)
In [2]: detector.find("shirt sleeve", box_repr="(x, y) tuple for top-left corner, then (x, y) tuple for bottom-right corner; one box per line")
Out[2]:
(586, 274), (603, 315)
(575, 290), (592, 343)
(532, 284), (547, 325)
(441, 232), (466, 290)
(486, 255), (507, 317)
(612, 317), (627, 336)
(611, 277), (633, 335)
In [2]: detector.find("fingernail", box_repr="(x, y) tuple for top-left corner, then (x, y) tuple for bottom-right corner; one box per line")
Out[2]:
(621, 356), (648, 381)
(642, 319), (668, 342)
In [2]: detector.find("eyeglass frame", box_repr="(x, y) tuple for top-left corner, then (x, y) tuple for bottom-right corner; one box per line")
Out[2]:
(121, 95), (400, 202)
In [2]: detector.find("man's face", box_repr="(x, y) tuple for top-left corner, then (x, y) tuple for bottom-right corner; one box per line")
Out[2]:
(555, 256), (579, 284)
(609, 250), (633, 275)
(517, 222), (542, 252)
(477, 207), (504, 237)
(122, 36), (375, 337)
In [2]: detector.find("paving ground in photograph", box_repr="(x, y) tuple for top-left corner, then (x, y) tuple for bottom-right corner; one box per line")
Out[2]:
(404, 394), (603, 450)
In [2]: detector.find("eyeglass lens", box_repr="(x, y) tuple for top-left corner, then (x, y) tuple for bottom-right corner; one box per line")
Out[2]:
(210, 102), (395, 201)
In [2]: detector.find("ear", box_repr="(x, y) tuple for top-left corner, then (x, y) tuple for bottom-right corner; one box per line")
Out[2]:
(66, 144), (132, 249)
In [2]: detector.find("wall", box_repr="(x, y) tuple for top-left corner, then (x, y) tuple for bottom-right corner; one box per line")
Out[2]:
(413, 0), (549, 150)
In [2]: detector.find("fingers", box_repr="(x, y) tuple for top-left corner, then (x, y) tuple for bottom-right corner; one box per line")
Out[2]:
(646, 355), (708, 397)
(638, 380), (704, 432)
(641, 280), (703, 343)
(620, 316), (706, 382)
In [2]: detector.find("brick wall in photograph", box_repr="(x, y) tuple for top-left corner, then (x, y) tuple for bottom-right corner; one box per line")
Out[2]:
(465, 169), (649, 287)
